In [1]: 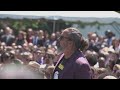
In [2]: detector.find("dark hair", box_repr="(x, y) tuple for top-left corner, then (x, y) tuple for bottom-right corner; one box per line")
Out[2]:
(66, 27), (88, 51)
(85, 51), (98, 66)
(1, 51), (14, 63)
(116, 58), (120, 64)
(1, 52), (10, 63)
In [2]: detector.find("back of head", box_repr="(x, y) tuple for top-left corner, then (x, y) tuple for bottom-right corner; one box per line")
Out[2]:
(103, 75), (117, 79)
(97, 72), (117, 79)
(85, 50), (98, 66)
(0, 51), (14, 63)
(64, 27), (88, 51)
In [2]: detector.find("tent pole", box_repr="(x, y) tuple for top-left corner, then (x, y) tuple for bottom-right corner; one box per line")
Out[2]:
(53, 20), (56, 33)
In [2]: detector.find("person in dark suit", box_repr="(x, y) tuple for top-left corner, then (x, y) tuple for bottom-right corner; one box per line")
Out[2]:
(32, 31), (42, 46)
(15, 31), (27, 46)
(1, 27), (15, 46)
(52, 27), (92, 79)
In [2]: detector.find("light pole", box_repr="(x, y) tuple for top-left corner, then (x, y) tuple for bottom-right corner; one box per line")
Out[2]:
(53, 16), (58, 33)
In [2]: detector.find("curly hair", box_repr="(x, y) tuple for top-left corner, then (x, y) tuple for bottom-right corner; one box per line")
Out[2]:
(64, 27), (88, 51)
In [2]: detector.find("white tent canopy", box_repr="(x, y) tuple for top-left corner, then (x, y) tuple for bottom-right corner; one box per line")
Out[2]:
(0, 11), (120, 18)
(0, 11), (120, 38)
(0, 11), (120, 23)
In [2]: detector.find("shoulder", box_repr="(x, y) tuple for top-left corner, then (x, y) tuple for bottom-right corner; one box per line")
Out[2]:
(74, 57), (91, 72)
(75, 50), (89, 64)
(76, 57), (89, 66)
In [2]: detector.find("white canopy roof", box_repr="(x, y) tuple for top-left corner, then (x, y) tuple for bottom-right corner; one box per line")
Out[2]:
(0, 11), (120, 23)
(0, 11), (120, 18)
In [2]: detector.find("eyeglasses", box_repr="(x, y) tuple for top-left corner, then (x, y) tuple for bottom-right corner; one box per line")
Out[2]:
(59, 36), (70, 41)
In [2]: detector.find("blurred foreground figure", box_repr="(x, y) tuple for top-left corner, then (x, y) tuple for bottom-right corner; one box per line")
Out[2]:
(0, 52), (44, 79)
(0, 64), (44, 79)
